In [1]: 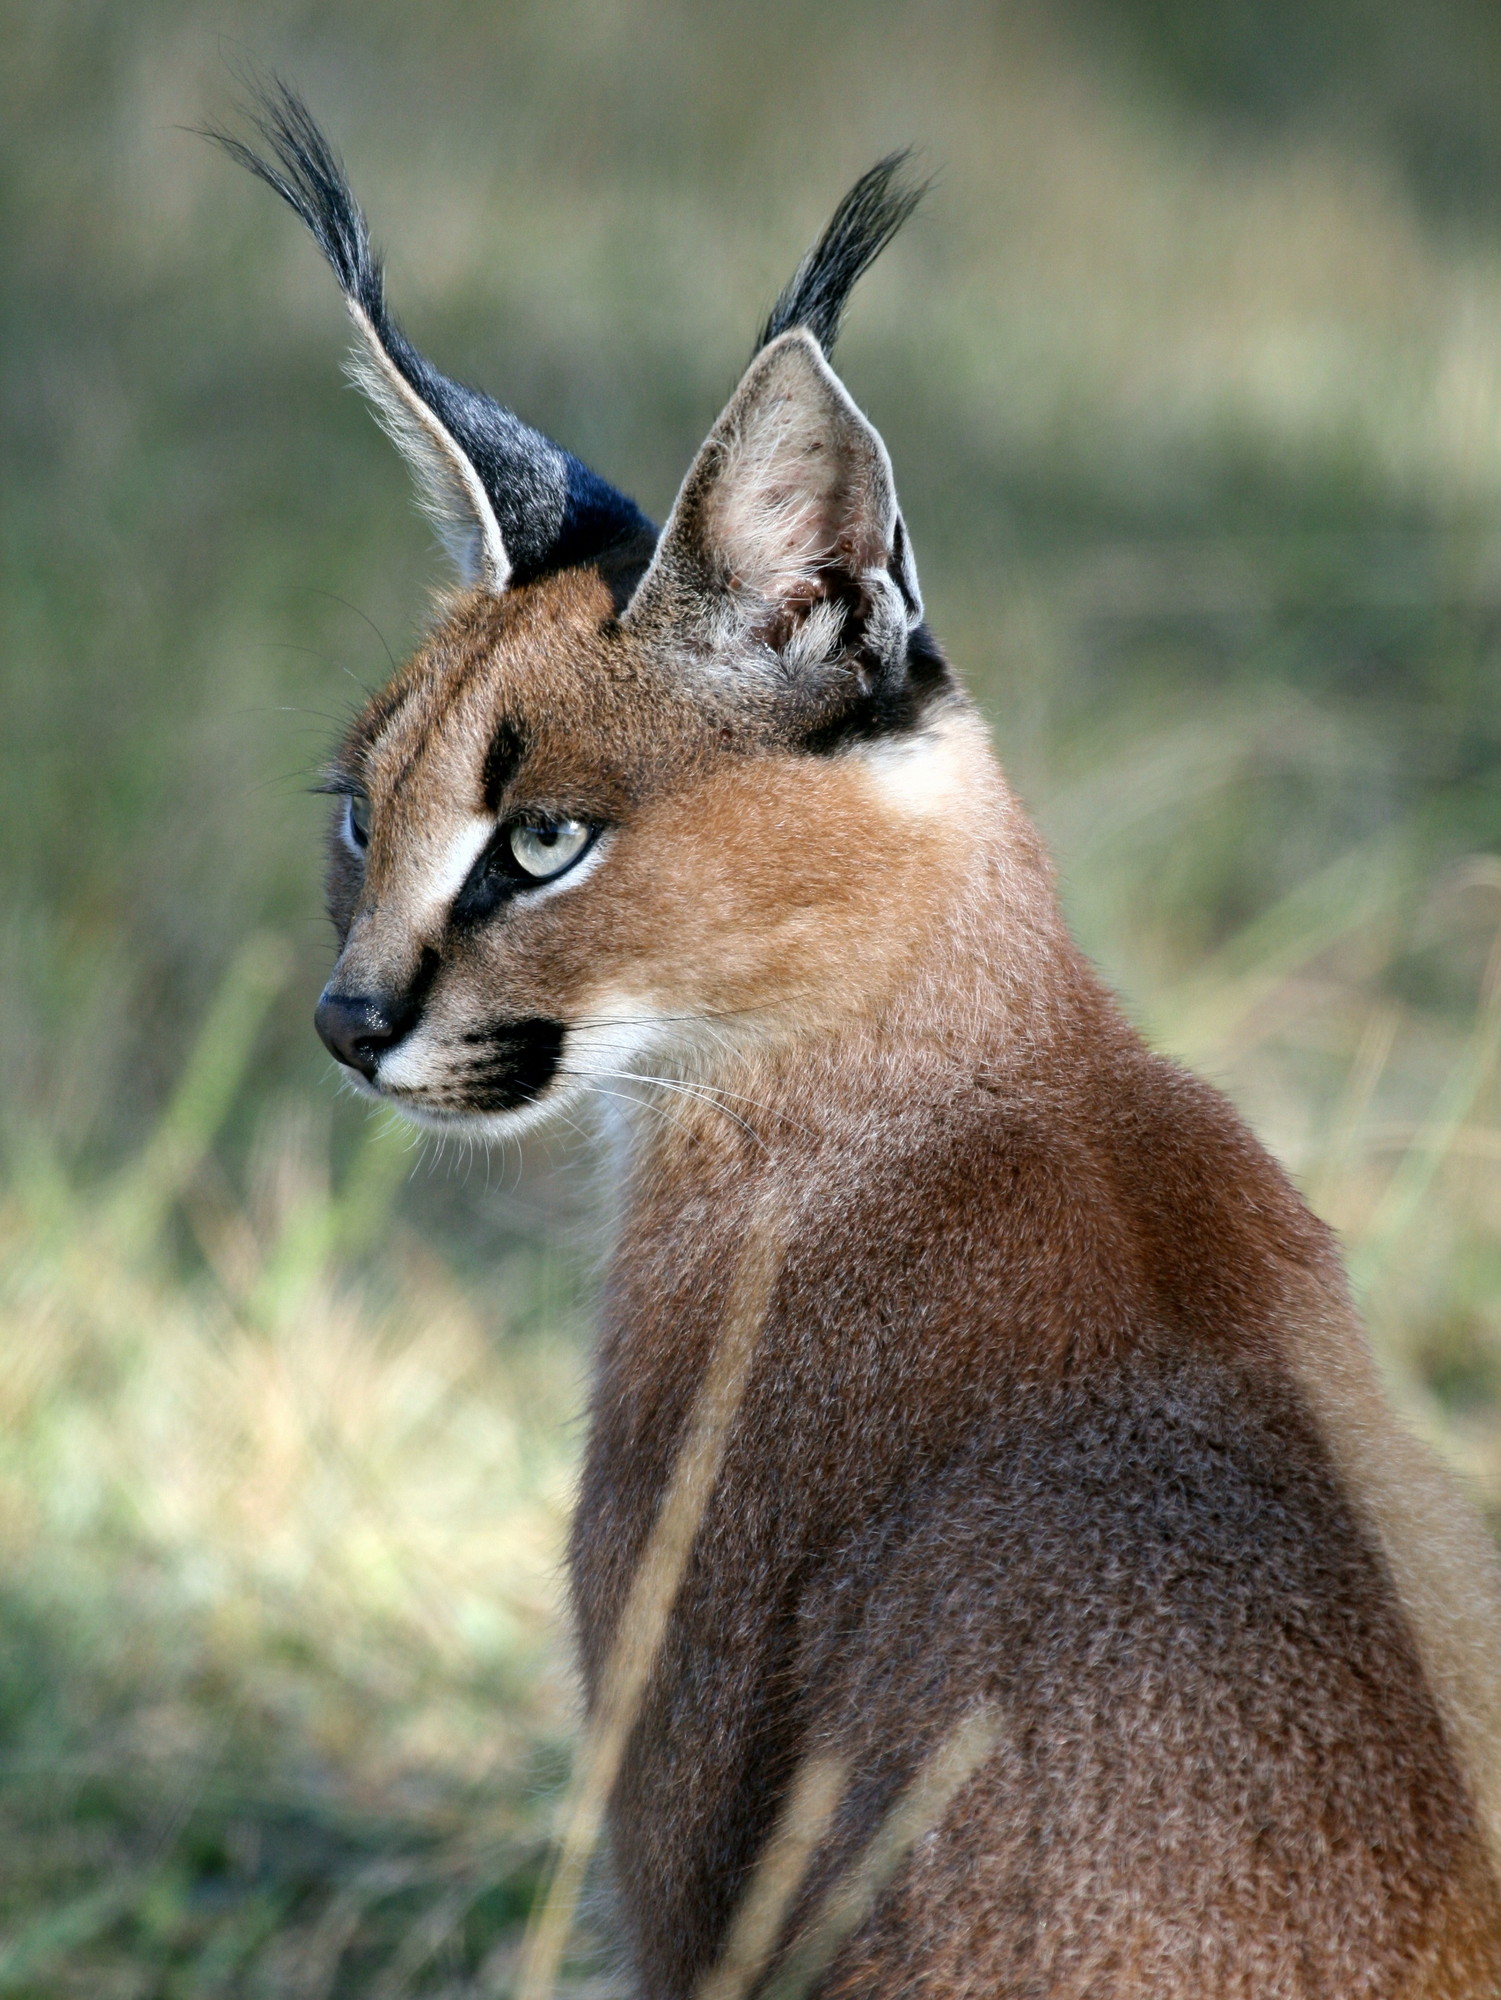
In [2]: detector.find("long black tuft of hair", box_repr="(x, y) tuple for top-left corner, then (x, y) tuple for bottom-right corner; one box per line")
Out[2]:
(203, 78), (653, 587)
(756, 151), (929, 358)
(204, 77), (385, 328)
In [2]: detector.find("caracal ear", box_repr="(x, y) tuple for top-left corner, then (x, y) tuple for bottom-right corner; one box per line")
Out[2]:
(623, 330), (922, 690)
(209, 81), (652, 593)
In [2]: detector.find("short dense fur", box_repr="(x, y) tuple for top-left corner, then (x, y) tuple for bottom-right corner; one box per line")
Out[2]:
(222, 90), (1501, 1997)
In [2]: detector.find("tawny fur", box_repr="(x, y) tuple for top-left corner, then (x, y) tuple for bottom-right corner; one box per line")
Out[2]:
(321, 566), (1501, 1995)
(566, 705), (1501, 1998)
(222, 99), (1501, 1996)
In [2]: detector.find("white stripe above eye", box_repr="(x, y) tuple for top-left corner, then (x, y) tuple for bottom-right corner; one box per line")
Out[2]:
(421, 813), (497, 913)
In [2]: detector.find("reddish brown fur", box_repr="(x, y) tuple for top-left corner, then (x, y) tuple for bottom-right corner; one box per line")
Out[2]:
(573, 1011), (1501, 1996)
(324, 568), (983, 1108)
(313, 555), (1501, 1995)
(229, 105), (1501, 1990)
(302, 355), (1501, 2000)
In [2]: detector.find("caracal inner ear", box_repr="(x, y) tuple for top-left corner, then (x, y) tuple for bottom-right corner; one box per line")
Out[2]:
(623, 330), (922, 685)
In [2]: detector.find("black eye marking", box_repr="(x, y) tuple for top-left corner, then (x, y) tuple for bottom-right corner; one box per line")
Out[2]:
(450, 815), (602, 929)
(481, 719), (527, 815)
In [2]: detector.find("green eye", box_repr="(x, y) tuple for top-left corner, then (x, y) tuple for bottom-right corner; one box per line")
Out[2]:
(509, 818), (591, 879)
(346, 793), (371, 850)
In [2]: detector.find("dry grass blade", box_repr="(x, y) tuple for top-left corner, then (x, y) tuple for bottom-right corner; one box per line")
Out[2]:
(1305, 1000), (1401, 1220)
(763, 1704), (1003, 2000)
(104, 933), (292, 1254)
(694, 1754), (849, 2000)
(14, 13), (1501, 1986)
(1349, 917), (1501, 1296)
(515, 1206), (787, 2000)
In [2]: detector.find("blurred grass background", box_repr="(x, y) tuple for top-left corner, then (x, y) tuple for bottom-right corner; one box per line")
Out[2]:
(7, 0), (1501, 1989)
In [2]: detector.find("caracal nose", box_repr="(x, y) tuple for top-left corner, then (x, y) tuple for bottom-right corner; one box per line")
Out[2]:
(314, 989), (411, 1078)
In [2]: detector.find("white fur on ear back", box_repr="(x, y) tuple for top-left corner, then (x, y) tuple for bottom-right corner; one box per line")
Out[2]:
(625, 330), (921, 676)
(345, 300), (512, 593)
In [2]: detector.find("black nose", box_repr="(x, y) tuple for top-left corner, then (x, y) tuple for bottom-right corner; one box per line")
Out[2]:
(314, 990), (412, 1078)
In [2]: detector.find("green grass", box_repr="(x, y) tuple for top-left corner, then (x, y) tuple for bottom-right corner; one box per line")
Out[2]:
(0, 958), (594, 1993)
(7, 0), (1501, 1989)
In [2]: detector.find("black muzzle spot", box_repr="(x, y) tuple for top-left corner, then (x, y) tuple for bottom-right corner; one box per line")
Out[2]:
(461, 1018), (566, 1111)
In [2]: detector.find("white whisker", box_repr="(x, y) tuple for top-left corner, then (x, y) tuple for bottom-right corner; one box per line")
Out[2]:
(578, 1069), (771, 1147)
(610, 1068), (810, 1140)
(584, 1083), (692, 1145)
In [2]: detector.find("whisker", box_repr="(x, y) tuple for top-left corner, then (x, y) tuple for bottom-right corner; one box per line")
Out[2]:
(606, 1068), (811, 1139)
(291, 583), (400, 674)
(644, 1080), (768, 1147)
(567, 1002), (778, 1033)
(584, 1084), (690, 1146)
(579, 1070), (768, 1148)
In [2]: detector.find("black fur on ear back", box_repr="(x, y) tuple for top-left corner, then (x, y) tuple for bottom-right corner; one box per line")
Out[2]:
(756, 152), (929, 357)
(205, 79), (653, 590)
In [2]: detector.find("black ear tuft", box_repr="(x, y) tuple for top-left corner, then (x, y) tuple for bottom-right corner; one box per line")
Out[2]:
(204, 79), (654, 591)
(204, 77), (384, 327)
(756, 152), (929, 358)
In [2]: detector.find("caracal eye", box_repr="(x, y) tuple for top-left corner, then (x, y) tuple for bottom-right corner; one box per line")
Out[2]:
(509, 817), (591, 880)
(347, 792), (371, 849)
